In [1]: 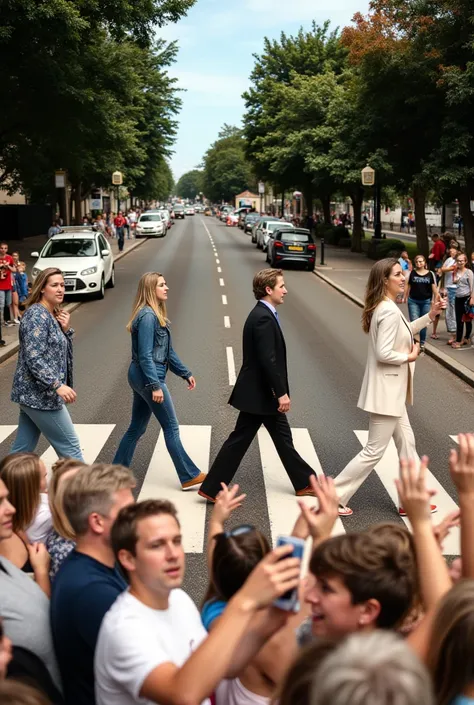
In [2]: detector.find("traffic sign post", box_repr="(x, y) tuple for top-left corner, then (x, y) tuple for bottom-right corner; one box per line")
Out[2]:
(258, 182), (265, 214)
(112, 171), (123, 212)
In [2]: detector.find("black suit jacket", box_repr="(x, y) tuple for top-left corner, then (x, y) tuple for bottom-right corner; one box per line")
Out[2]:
(229, 301), (289, 415)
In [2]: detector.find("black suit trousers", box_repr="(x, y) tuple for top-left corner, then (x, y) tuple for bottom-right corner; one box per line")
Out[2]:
(200, 411), (315, 499)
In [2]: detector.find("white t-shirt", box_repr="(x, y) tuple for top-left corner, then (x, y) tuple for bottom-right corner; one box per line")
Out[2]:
(95, 589), (210, 705)
(26, 493), (52, 544)
(444, 257), (456, 288)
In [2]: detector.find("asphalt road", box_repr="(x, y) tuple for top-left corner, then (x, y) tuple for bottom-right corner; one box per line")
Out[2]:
(0, 216), (473, 602)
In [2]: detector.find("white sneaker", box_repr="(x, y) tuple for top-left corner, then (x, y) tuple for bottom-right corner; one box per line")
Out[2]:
(13, 319), (20, 325)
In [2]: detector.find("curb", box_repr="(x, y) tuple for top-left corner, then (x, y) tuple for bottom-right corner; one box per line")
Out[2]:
(313, 268), (474, 389)
(0, 237), (148, 365)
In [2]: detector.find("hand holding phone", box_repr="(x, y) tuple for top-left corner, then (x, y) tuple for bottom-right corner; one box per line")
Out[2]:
(273, 535), (305, 611)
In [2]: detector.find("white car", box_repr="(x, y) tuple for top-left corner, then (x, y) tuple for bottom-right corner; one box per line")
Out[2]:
(159, 209), (172, 229)
(185, 206), (195, 216)
(31, 227), (114, 300)
(136, 213), (166, 238)
(257, 220), (294, 251)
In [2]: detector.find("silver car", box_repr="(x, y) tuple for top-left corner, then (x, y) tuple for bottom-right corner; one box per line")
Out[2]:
(255, 218), (286, 250)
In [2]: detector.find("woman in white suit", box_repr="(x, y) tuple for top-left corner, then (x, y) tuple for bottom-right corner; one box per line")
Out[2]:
(335, 257), (442, 517)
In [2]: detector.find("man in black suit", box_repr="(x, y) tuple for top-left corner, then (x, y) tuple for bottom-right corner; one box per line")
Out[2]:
(199, 268), (317, 501)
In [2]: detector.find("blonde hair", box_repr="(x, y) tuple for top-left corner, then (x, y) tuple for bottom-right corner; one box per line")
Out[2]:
(63, 463), (136, 537)
(362, 258), (399, 333)
(127, 272), (168, 331)
(0, 453), (42, 532)
(26, 267), (63, 311)
(49, 457), (87, 540)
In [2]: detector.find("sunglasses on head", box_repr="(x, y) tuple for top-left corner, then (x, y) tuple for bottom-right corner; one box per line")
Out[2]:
(224, 524), (255, 538)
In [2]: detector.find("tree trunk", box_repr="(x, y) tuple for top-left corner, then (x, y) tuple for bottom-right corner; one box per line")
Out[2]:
(413, 184), (429, 257)
(459, 185), (474, 259)
(350, 186), (364, 253)
(303, 186), (313, 223)
(321, 194), (331, 223)
(73, 182), (82, 224)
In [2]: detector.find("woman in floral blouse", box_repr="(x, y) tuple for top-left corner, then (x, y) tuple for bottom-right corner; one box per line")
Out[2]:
(10, 267), (83, 460)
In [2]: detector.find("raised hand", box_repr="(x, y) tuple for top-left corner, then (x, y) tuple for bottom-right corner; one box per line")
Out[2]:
(449, 433), (474, 496)
(292, 474), (338, 543)
(212, 483), (246, 526)
(395, 456), (435, 526)
(237, 544), (301, 610)
(433, 510), (461, 550)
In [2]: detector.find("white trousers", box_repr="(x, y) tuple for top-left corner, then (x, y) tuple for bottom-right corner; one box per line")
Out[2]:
(334, 407), (418, 506)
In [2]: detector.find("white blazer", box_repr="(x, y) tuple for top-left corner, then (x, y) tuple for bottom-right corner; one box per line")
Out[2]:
(358, 298), (432, 417)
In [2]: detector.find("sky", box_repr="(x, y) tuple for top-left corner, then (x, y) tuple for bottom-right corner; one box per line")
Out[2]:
(159, 0), (369, 182)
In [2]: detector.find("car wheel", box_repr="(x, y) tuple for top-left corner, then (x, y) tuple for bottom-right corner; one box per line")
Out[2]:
(96, 275), (105, 300)
(270, 253), (277, 267)
(106, 265), (115, 289)
(307, 261), (314, 271)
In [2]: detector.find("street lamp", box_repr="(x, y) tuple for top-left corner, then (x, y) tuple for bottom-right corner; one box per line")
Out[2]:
(361, 165), (381, 238)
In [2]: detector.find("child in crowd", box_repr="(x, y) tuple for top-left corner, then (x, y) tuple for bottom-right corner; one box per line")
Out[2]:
(15, 261), (29, 308)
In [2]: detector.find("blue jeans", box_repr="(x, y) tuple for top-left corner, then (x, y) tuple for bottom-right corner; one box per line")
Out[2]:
(11, 404), (84, 460)
(116, 226), (124, 251)
(113, 362), (200, 484)
(407, 298), (431, 345)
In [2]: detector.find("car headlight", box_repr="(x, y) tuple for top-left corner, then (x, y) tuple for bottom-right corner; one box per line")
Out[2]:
(81, 266), (97, 276)
(32, 267), (41, 277)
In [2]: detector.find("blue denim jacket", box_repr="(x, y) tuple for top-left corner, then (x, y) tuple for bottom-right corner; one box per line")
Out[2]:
(130, 306), (191, 391)
(11, 304), (74, 410)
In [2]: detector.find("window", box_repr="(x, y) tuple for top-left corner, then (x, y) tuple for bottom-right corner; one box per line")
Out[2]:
(277, 231), (310, 243)
(139, 215), (161, 222)
(98, 234), (108, 251)
(42, 239), (97, 257)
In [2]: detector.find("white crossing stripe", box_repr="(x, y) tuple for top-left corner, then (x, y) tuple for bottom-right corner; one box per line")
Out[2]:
(0, 426), (17, 445)
(258, 427), (346, 548)
(354, 431), (460, 555)
(138, 425), (211, 553)
(41, 424), (116, 471)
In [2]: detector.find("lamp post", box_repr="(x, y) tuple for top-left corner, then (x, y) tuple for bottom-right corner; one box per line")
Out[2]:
(112, 171), (123, 213)
(361, 165), (381, 239)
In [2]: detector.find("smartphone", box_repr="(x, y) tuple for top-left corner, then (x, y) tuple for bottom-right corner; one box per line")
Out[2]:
(273, 535), (305, 612)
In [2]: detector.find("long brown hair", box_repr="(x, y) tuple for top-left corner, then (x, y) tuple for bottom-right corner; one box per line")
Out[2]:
(26, 267), (63, 312)
(362, 258), (399, 333)
(427, 579), (474, 705)
(127, 272), (168, 331)
(0, 453), (42, 532)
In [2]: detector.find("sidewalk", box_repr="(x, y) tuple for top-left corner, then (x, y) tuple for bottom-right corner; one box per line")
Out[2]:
(0, 234), (147, 363)
(313, 243), (474, 387)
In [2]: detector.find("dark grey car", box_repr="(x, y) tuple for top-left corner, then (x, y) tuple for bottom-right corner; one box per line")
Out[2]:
(266, 227), (316, 270)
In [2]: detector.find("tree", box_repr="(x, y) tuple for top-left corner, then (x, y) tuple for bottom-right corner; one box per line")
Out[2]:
(175, 170), (204, 200)
(202, 127), (255, 203)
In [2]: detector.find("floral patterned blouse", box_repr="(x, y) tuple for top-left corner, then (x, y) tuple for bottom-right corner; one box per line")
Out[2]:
(46, 529), (75, 581)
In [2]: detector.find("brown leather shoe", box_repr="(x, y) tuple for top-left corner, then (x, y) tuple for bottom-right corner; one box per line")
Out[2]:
(197, 489), (216, 503)
(295, 486), (316, 497)
(181, 472), (207, 491)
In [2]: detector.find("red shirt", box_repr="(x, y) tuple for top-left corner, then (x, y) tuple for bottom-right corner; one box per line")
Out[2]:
(431, 240), (446, 262)
(114, 216), (125, 227)
(0, 255), (14, 291)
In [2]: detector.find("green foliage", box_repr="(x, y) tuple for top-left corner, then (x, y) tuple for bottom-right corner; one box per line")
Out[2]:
(366, 238), (406, 260)
(202, 127), (255, 203)
(175, 170), (204, 200)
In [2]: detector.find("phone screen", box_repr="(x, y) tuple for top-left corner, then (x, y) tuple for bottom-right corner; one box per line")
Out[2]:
(275, 536), (304, 604)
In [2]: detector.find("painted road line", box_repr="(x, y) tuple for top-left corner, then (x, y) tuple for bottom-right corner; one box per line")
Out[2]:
(222, 295), (228, 305)
(40, 424), (116, 471)
(138, 425), (211, 553)
(0, 426), (17, 445)
(216, 258), (220, 263)
(224, 316), (231, 328)
(258, 427), (346, 547)
(355, 431), (460, 555)
(217, 267), (222, 273)
(219, 278), (225, 287)
(226, 346), (236, 386)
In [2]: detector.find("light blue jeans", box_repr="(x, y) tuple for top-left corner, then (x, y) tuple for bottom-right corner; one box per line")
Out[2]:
(11, 404), (84, 460)
(407, 298), (431, 345)
(113, 362), (200, 484)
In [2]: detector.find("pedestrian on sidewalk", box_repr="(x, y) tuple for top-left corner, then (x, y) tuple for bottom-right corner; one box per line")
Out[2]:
(438, 245), (459, 344)
(0, 241), (15, 330)
(428, 233), (446, 272)
(452, 253), (474, 349)
(333, 258), (442, 517)
(199, 269), (317, 503)
(404, 255), (439, 351)
(48, 221), (61, 239)
(113, 272), (206, 490)
(114, 211), (126, 252)
(10, 268), (84, 461)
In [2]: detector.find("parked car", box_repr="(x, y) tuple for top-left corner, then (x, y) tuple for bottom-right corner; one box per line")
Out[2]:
(159, 209), (172, 229)
(31, 227), (114, 300)
(242, 213), (261, 233)
(257, 220), (294, 251)
(136, 213), (166, 238)
(252, 216), (280, 244)
(219, 205), (233, 221)
(266, 227), (316, 270)
(174, 204), (185, 219)
(226, 212), (239, 227)
(185, 206), (195, 216)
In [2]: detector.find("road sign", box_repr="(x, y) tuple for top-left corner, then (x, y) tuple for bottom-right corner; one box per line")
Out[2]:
(361, 165), (375, 186)
(258, 181), (265, 194)
(55, 170), (66, 188)
(112, 171), (123, 186)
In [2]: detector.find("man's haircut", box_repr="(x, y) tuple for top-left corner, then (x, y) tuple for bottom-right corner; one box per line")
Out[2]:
(63, 463), (135, 537)
(310, 533), (413, 629)
(111, 499), (179, 559)
(310, 631), (433, 705)
(253, 268), (283, 300)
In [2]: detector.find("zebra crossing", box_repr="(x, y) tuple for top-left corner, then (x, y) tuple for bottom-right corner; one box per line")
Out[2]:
(0, 424), (461, 555)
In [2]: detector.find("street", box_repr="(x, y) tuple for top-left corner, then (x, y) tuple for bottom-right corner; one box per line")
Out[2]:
(1, 216), (473, 602)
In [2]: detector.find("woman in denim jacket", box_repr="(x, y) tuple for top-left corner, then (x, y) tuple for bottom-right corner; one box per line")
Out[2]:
(10, 268), (83, 460)
(113, 272), (206, 489)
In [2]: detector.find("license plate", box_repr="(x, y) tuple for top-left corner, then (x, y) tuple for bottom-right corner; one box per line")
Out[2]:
(64, 279), (75, 287)
(288, 245), (303, 251)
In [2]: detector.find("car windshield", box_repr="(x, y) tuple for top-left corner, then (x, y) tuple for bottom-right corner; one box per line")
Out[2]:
(174, 206), (184, 211)
(139, 215), (161, 222)
(246, 215), (259, 221)
(279, 231), (310, 242)
(268, 222), (293, 232)
(42, 238), (97, 257)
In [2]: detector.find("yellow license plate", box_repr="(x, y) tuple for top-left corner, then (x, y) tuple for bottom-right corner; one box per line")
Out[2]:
(288, 245), (303, 251)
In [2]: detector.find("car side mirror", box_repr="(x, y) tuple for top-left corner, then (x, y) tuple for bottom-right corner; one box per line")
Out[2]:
(101, 249), (110, 257)
(31, 251), (39, 257)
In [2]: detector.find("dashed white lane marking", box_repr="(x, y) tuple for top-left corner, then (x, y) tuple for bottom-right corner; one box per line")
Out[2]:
(216, 258), (220, 263)
(217, 267), (222, 273)
(224, 316), (231, 328)
(219, 278), (225, 287)
(222, 295), (227, 305)
(226, 347), (236, 386)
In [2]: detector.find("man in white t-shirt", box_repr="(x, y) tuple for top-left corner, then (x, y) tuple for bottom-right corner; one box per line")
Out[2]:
(95, 499), (301, 705)
(439, 245), (458, 340)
